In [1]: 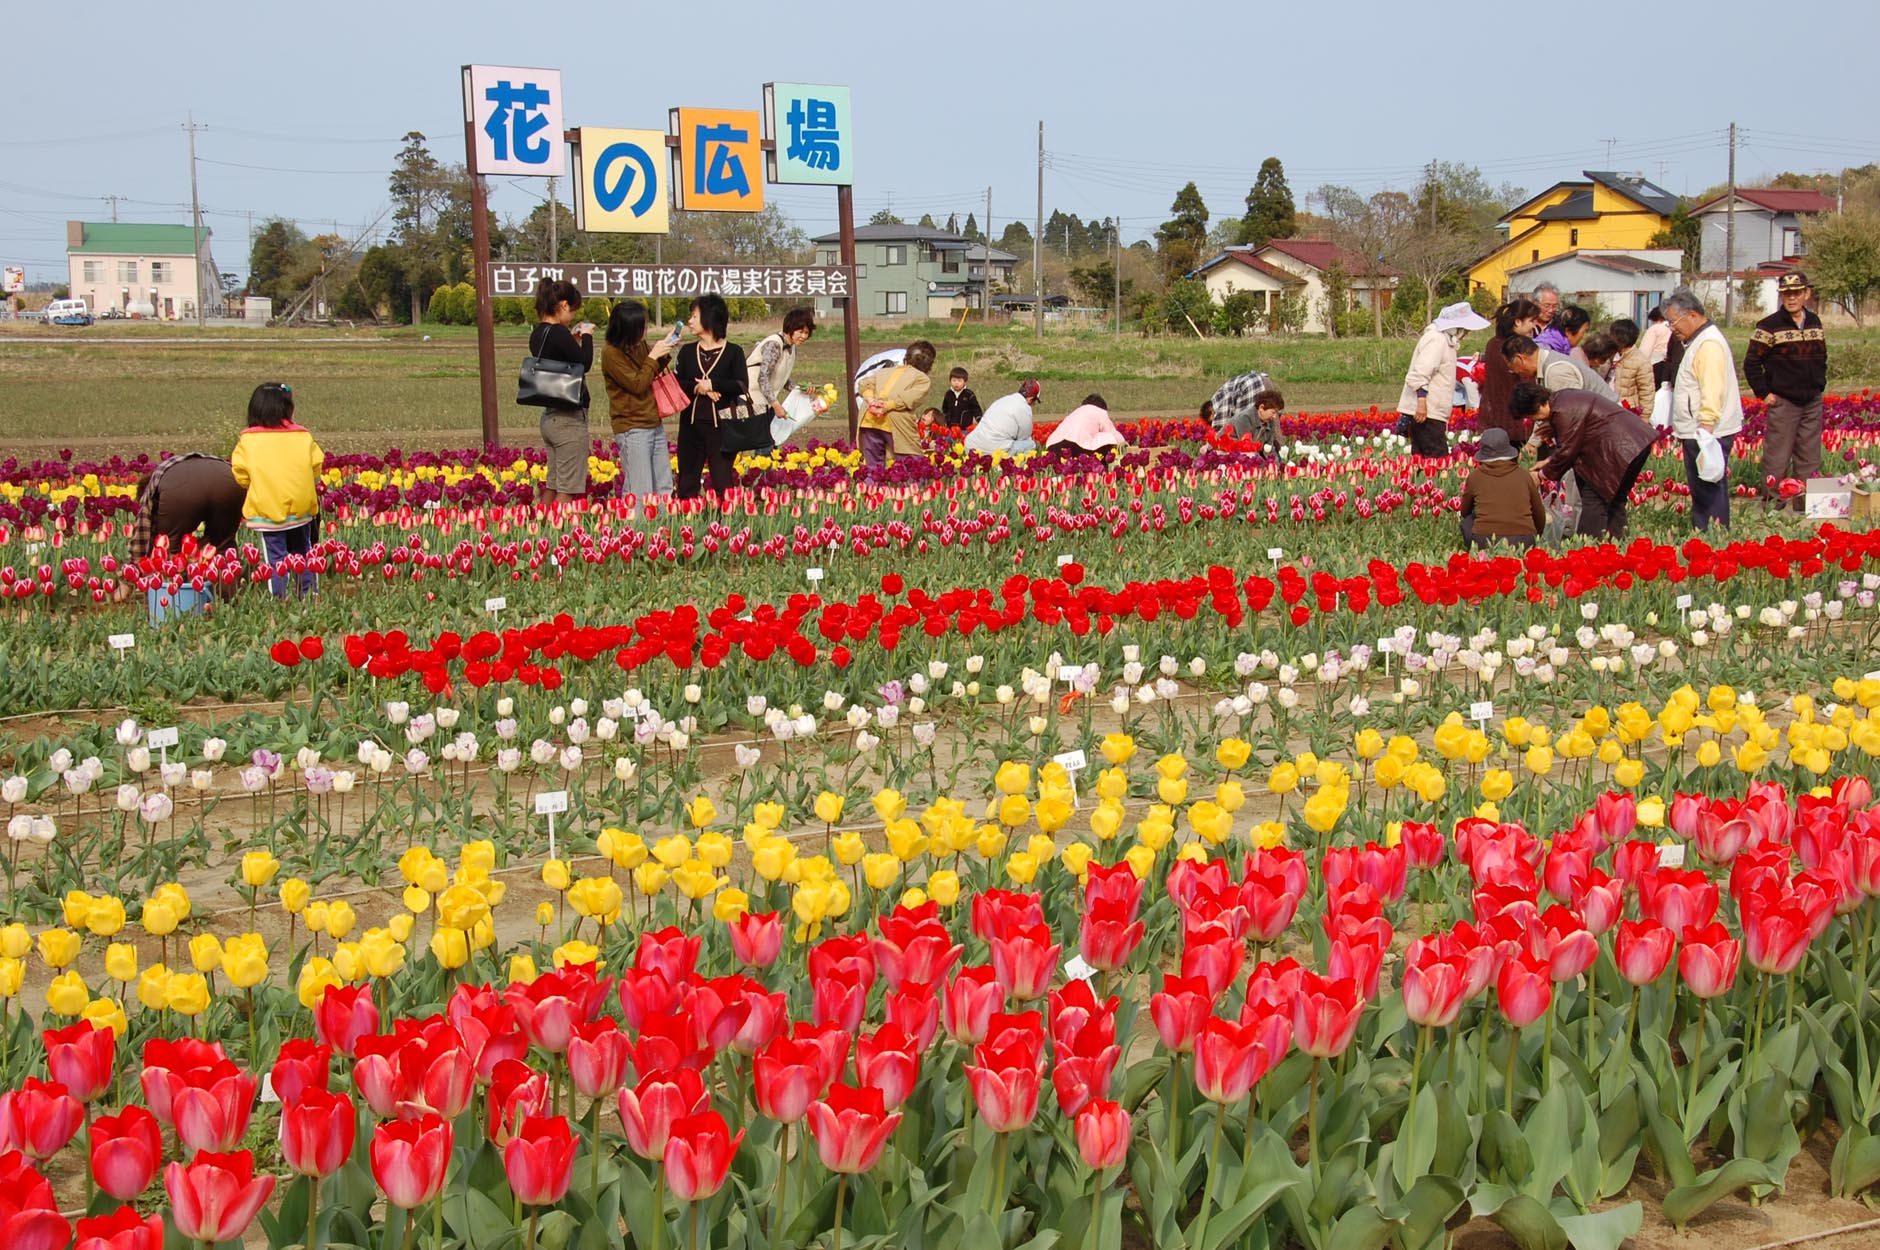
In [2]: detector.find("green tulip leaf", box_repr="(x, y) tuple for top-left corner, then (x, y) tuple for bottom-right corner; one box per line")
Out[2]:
(1663, 1157), (1773, 1229)
(1829, 1121), (1880, 1198)
(1555, 1201), (1643, 1250)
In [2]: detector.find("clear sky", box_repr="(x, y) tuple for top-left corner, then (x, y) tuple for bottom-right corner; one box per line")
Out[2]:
(4, 0), (1877, 283)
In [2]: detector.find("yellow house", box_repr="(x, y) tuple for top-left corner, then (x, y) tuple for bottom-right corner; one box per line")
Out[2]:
(1469, 171), (1683, 301)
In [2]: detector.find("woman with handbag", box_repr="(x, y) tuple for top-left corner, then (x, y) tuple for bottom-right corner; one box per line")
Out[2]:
(673, 293), (750, 500)
(602, 299), (680, 497)
(526, 277), (594, 507)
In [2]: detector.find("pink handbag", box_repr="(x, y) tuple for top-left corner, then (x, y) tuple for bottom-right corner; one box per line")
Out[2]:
(652, 371), (688, 419)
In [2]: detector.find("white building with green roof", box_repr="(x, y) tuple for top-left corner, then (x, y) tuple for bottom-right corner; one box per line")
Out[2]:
(65, 221), (221, 319)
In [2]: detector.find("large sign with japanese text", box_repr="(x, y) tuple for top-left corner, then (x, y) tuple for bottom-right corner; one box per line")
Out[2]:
(572, 127), (669, 235)
(763, 83), (851, 186)
(464, 65), (566, 177)
(488, 262), (852, 301)
(670, 108), (764, 212)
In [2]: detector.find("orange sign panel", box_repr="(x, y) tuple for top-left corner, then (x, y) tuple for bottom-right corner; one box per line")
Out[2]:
(671, 108), (764, 212)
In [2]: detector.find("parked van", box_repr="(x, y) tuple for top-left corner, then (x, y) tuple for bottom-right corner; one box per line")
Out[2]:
(45, 298), (92, 326)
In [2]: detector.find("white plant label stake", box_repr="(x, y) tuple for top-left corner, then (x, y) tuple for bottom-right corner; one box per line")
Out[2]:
(1053, 749), (1088, 809)
(535, 790), (569, 859)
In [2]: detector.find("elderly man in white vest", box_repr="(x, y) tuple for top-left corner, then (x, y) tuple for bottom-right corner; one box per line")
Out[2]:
(1662, 287), (1744, 531)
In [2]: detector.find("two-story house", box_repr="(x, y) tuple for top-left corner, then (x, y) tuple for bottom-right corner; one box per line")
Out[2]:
(812, 224), (1019, 321)
(1469, 172), (1682, 302)
(1687, 187), (1838, 320)
(65, 221), (220, 319)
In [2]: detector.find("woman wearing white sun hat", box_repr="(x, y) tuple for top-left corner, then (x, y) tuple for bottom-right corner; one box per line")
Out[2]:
(1397, 301), (1490, 459)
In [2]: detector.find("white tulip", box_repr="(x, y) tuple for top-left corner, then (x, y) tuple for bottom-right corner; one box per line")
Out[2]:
(115, 718), (141, 746)
(1691, 630), (1710, 647)
(823, 691), (845, 713)
(332, 770), (356, 794)
(1234, 652), (1259, 678)
(603, 698), (626, 720)
(668, 730), (691, 752)
(907, 697), (926, 715)
(567, 718), (590, 745)
(2, 776), (27, 804)
(139, 792), (172, 823)
(878, 704), (902, 728)
(496, 696), (516, 717)
(569, 698), (588, 718)
(1028, 716), (1048, 736)
(966, 654), (985, 674)
(497, 749), (522, 774)
(965, 681), (980, 697)
(927, 660), (949, 681)
(295, 747), (321, 771)
(559, 746), (584, 772)
(530, 740), (556, 766)
(495, 719), (518, 741)
(854, 730), (880, 753)
(1123, 662), (1144, 685)
(27, 815), (55, 844)
(6, 814), (32, 841)
(1121, 645), (1140, 664)
(595, 718), (618, 742)
(1188, 657), (1207, 678)
(403, 750), (428, 774)
(160, 762), (188, 790)
(733, 744), (762, 770)
(792, 715), (815, 737)
(746, 695), (768, 717)
(845, 706), (871, 730)
(912, 722), (937, 748)
(126, 747), (150, 774)
(438, 707), (461, 730)
(1276, 687), (1300, 709)
(201, 738), (227, 763)
(996, 686), (1015, 705)
(1350, 695), (1371, 716)
(386, 701), (410, 725)
(1246, 683), (1269, 705)
(1109, 691), (1130, 715)
(684, 685), (703, 704)
(1581, 602), (1599, 621)
(63, 769), (91, 796)
(548, 706), (566, 726)
(1278, 665), (1299, 686)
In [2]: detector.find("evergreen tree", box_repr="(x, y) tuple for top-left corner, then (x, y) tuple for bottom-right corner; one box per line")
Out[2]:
(963, 213), (982, 241)
(945, 212), (960, 234)
(998, 220), (1033, 254)
(1155, 182), (1210, 282)
(1241, 157), (1297, 250)
(247, 219), (309, 306)
(918, 213), (936, 228)
(388, 132), (449, 324)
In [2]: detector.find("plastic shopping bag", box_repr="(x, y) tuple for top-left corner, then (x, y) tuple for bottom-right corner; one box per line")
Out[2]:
(1648, 383), (1672, 430)
(1695, 431), (1727, 483)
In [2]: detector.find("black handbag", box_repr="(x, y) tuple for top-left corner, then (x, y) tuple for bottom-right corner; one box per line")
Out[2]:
(517, 354), (586, 408)
(716, 400), (774, 454)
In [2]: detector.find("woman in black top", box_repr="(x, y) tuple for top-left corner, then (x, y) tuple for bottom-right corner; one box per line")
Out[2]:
(529, 277), (594, 506)
(673, 293), (747, 499)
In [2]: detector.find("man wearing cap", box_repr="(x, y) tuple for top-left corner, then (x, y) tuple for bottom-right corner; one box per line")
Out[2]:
(1398, 301), (1490, 458)
(1744, 271), (1827, 506)
(1459, 427), (1546, 550)
(963, 380), (1042, 457)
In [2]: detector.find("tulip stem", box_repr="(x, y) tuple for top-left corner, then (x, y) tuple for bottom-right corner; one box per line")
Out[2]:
(308, 1174), (321, 1250)
(990, 1131), (1010, 1220)
(1191, 1102), (1227, 1250)
(1625, 985), (1641, 1058)
(1750, 973), (1770, 1078)
(434, 1190), (443, 1250)
(1404, 1024), (1429, 1153)
(1685, 998), (1707, 1132)
(832, 1174), (848, 1250)
(589, 1098), (603, 1216)
(1542, 994), (1556, 1093)
(653, 1169), (667, 1250)
(1504, 1025), (1519, 1112)
(688, 1201), (700, 1250)
(1306, 1058), (1322, 1178)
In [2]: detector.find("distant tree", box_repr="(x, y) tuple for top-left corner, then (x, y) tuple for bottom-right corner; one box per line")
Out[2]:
(998, 221), (1033, 254)
(1161, 276), (1213, 334)
(1319, 260), (1351, 338)
(945, 213), (959, 234)
(1242, 157), (1297, 250)
(389, 132), (450, 323)
(869, 209), (904, 226)
(248, 219), (309, 306)
(962, 213), (981, 241)
(1805, 209), (1880, 326)
(918, 213), (936, 228)
(1070, 260), (1127, 309)
(1648, 204), (1703, 275)
(1155, 182), (1210, 283)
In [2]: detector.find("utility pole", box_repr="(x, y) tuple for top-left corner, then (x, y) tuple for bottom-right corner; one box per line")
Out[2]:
(1113, 216), (1121, 339)
(547, 175), (559, 262)
(983, 186), (993, 323)
(101, 195), (123, 223)
(1034, 120), (1043, 339)
(183, 113), (206, 327)
(1724, 122), (1738, 326)
(1427, 159), (1437, 228)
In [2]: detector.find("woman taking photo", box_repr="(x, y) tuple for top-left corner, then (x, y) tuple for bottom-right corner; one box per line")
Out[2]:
(601, 299), (678, 497)
(673, 293), (748, 499)
(1477, 297), (1538, 443)
(529, 277), (594, 506)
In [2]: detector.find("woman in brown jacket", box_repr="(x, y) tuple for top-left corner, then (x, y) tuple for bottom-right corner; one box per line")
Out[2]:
(602, 300), (678, 496)
(1476, 298), (1540, 445)
(1607, 318), (1655, 413)
(1510, 382), (1658, 540)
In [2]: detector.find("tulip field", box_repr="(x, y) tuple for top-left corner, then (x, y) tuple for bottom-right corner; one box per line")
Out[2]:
(5, 396), (1880, 1250)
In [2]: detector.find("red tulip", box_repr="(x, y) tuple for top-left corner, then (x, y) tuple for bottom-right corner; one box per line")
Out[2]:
(884, 982), (940, 1050)
(44, 1020), (115, 1104)
(167, 1061), (257, 1154)
(628, 1010), (712, 1075)
(855, 1025), (921, 1111)
(504, 1115), (578, 1206)
(1400, 937), (1470, 1029)
(617, 1068), (709, 1161)
(1293, 973), (1365, 1059)
(1695, 807), (1757, 864)
(808, 934), (878, 992)
(942, 965), (1005, 1045)
(567, 1019), (632, 1100)
(1074, 1099), (1131, 1171)
(370, 1113), (453, 1209)
(1179, 927), (1246, 998)
(636, 926), (702, 987)
(753, 1035), (827, 1125)
(1677, 922), (1740, 998)
(989, 922), (1061, 1002)
(1194, 1016), (1280, 1104)
(790, 1021), (851, 1090)
(1668, 793), (1706, 840)
(269, 639), (301, 667)
(1078, 895), (1145, 973)
(964, 1040), (1042, 1133)
(0, 1077), (85, 1161)
(74, 1205), (163, 1250)
(615, 968), (683, 1031)
(268, 1038), (332, 1106)
(1612, 839), (1660, 886)
(971, 889), (1044, 943)
(813, 967), (871, 1033)
(89, 1105), (161, 1200)
(1590, 792), (1638, 844)
(1614, 919), (1675, 987)
(663, 1111), (743, 1201)
(1572, 869), (1625, 936)
(352, 1018), (476, 1121)
(1051, 1021), (1121, 1117)
(1637, 867), (1720, 934)
(872, 910), (962, 990)
(298, 634), (324, 661)
(312, 984), (379, 1058)
(0, 1151), (69, 1250)
(164, 1149), (277, 1243)
(1495, 951), (1553, 1028)
(137, 1037), (226, 1125)
(1531, 906), (1598, 983)
(280, 1089), (355, 1178)
(1741, 888), (1817, 976)
(1400, 821), (1446, 870)
(487, 1060), (550, 1145)
(1085, 862), (1144, 924)
(806, 1083), (903, 1174)
(505, 969), (603, 1055)
(727, 910), (784, 969)
(1149, 974), (1214, 1053)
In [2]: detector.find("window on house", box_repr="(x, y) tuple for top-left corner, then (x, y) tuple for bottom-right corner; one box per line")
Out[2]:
(117, 260), (138, 282)
(942, 253), (960, 274)
(1531, 250), (1540, 263)
(880, 291), (908, 315)
(1569, 229), (1579, 246)
(819, 250), (837, 265)
(1783, 227), (1804, 257)
(150, 261), (172, 284)
(879, 245), (906, 266)
(81, 260), (103, 283)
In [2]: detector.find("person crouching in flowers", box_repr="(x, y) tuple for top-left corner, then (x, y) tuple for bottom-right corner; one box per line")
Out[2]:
(1458, 428), (1544, 551)
(230, 382), (323, 598)
(857, 340), (935, 467)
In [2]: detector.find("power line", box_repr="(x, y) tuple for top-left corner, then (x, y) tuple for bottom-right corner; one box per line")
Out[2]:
(198, 157), (388, 176)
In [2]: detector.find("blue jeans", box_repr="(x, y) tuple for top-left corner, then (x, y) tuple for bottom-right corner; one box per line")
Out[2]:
(615, 429), (673, 497)
(1680, 435), (1735, 531)
(262, 523), (317, 598)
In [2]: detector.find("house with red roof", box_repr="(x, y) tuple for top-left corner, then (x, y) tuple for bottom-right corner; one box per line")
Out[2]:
(1190, 237), (1398, 335)
(1692, 187), (1838, 274)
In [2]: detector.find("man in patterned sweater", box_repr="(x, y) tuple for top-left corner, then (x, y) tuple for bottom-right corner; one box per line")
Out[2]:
(1744, 271), (1828, 507)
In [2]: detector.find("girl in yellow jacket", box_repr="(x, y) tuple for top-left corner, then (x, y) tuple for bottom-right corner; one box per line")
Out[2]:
(230, 382), (324, 597)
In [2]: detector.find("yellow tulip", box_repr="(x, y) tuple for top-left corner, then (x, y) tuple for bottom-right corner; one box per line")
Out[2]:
(1523, 745), (1555, 777)
(38, 928), (81, 969)
(633, 862), (670, 896)
(1501, 717), (1532, 748)
(1302, 788), (1347, 835)
(397, 846), (436, 884)
(1386, 735), (1419, 765)
(553, 939), (601, 969)
(63, 891), (95, 929)
(1187, 800), (1233, 845)
(752, 802), (785, 830)
(814, 792), (846, 824)
(220, 934), (268, 989)
(752, 838), (797, 882)
(141, 896), (180, 938)
(793, 880), (833, 925)
(1481, 768), (1514, 801)
(542, 859), (573, 891)
(138, 964), (175, 1011)
(1090, 800), (1125, 842)
(1636, 795), (1667, 828)
(1432, 723), (1469, 762)
(1215, 738), (1252, 771)
(653, 835), (694, 869)
(430, 927), (470, 970)
(1136, 810), (1175, 852)
(992, 761), (1030, 796)
(166, 973), (210, 1017)
(672, 859), (723, 901)
(1615, 758), (1645, 788)
(997, 794), (1032, 828)
(713, 888), (751, 924)
(862, 853), (901, 891)
(1061, 842), (1095, 878)
(360, 930), (406, 979)
(461, 841), (496, 876)
(1176, 844), (1210, 866)
(325, 901), (357, 942)
(333, 943), (367, 984)
(1267, 763), (1299, 795)
(974, 826), (1009, 860)
(240, 851), (281, 888)
(1353, 728), (1384, 760)
(832, 831), (866, 865)
(153, 883), (191, 921)
(1373, 755), (1406, 791)
(686, 795), (718, 830)
(1123, 844), (1158, 879)
(508, 954), (539, 985)
(1099, 733), (1137, 766)
(535, 902), (555, 928)
(1156, 776), (1189, 806)
(569, 877), (625, 924)
(928, 870), (961, 906)
(46, 970), (91, 1016)
(1005, 852), (1039, 885)
(436, 884), (490, 931)
(872, 788), (908, 823)
(188, 933), (224, 974)
(0, 923), (29, 960)
(1407, 764), (1446, 804)
(0, 957), (25, 998)
(1095, 768), (1128, 802)
(1695, 740), (1723, 768)
(885, 820), (929, 862)
(1596, 739), (1624, 766)
(695, 832), (734, 869)
(105, 942), (138, 983)
(279, 878), (310, 915)
(82, 997), (129, 1038)
(598, 828), (648, 869)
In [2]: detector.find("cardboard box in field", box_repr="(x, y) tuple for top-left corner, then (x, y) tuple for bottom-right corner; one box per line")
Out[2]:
(1805, 478), (1853, 520)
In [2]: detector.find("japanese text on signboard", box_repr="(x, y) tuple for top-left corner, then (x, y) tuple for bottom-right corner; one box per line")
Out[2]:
(765, 84), (852, 186)
(464, 65), (566, 177)
(488, 263), (852, 300)
(670, 109), (764, 211)
(572, 127), (669, 234)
